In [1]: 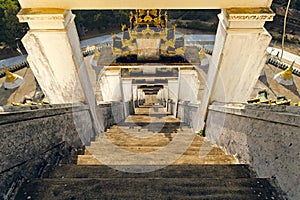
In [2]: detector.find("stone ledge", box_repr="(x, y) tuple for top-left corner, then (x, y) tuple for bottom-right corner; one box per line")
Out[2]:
(0, 104), (89, 125)
(209, 102), (300, 127)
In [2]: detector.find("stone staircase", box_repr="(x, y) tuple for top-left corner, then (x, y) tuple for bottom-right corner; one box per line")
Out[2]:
(15, 105), (283, 199)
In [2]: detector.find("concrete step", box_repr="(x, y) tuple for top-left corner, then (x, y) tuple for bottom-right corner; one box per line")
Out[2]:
(90, 135), (202, 147)
(106, 129), (193, 136)
(16, 178), (283, 200)
(77, 154), (237, 165)
(85, 146), (226, 155)
(48, 164), (254, 179)
(173, 155), (238, 165)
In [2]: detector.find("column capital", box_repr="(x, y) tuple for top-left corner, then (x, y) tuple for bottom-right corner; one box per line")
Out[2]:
(220, 7), (275, 29)
(17, 8), (73, 30)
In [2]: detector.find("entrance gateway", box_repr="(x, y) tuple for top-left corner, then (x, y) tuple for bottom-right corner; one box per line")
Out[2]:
(16, 0), (275, 131)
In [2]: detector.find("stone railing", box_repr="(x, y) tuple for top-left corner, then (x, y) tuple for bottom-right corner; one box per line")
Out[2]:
(205, 102), (300, 200)
(0, 102), (126, 199)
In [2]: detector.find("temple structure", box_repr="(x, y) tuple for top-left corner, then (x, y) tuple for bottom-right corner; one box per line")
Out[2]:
(2, 1), (298, 199)
(89, 9), (201, 122)
(112, 9), (185, 60)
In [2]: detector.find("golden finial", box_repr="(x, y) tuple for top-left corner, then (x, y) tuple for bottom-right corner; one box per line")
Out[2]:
(144, 10), (152, 23)
(93, 44), (100, 59)
(2, 64), (24, 89)
(121, 24), (126, 32)
(164, 11), (168, 23)
(150, 9), (157, 17)
(199, 44), (206, 59)
(273, 60), (294, 85)
(172, 24), (176, 31)
(280, 61), (294, 79)
(3, 65), (18, 83)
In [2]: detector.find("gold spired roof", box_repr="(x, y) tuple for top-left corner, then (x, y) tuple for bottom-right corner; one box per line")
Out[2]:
(130, 9), (166, 29)
(111, 9), (189, 61)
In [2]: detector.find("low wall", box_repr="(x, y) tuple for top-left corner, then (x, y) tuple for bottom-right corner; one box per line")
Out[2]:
(205, 102), (300, 200)
(177, 101), (200, 130)
(0, 102), (126, 198)
(167, 100), (177, 117)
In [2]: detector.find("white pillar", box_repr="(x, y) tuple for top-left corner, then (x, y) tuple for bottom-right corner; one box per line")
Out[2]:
(18, 9), (85, 103)
(122, 79), (133, 102)
(100, 68), (122, 102)
(132, 85), (138, 108)
(18, 9), (103, 133)
(122, 79), (133, 116)
(198, 8), (275, 130)
(163, 85), (169, 109)
(178, 68), (199, 103)
(168, 79), (179, 117)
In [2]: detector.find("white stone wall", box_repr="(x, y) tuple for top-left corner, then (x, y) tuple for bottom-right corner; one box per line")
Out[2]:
(178, 69), (199, 103)
(205, 103), (300, 200)
(100, 69), (122, 102)
(122, 80), (132, 102)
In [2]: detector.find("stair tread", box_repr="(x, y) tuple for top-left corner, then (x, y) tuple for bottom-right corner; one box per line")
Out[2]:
(48, 164), (254, 179)
(16, 178), (283, 200)
(14, 107), (283, 199)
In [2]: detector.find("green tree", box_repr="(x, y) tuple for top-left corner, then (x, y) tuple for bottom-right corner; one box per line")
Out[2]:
(0, 0), (27, 48)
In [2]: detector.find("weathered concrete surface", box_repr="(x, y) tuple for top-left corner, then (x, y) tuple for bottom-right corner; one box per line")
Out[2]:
(205, 102), (300, 200)
(0, 105), (89, 197)
(15, 105), (284, 200)
(0, 102), (126, 198)
(78, 105), (237, 166)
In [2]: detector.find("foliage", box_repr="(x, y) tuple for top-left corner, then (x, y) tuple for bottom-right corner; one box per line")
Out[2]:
(273, 0), (300, 11)
(198, 129), (205, 136)
(178, 20), (218, 32)
(73, 10), (130, 34)
(272, 33), (300, 44)
(0, 0), (27, 48)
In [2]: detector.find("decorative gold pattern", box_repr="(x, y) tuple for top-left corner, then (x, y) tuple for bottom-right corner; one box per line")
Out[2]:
(112, 9), (185, 58)
(226, 8), (275, 21)
(228, 14), (274, 21)
(175, 47), (185, 55)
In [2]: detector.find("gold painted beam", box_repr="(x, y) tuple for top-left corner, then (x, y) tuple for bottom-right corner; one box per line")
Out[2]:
(18, 0), (273, 9)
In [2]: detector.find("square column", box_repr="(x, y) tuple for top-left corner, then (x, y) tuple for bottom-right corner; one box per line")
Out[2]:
(18, 9), (88, 104)
(122, 79), (133, 116)
(122, 79), (133, 102)
(162, 86), (168, 108)
(100, 68), (122, 102)
(168, 79), (179, 117)
(132, 85), (138, 108)
(178, 67), (199, 104)
(198, 8), (275, 130)
(18, 8), (103, 133)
